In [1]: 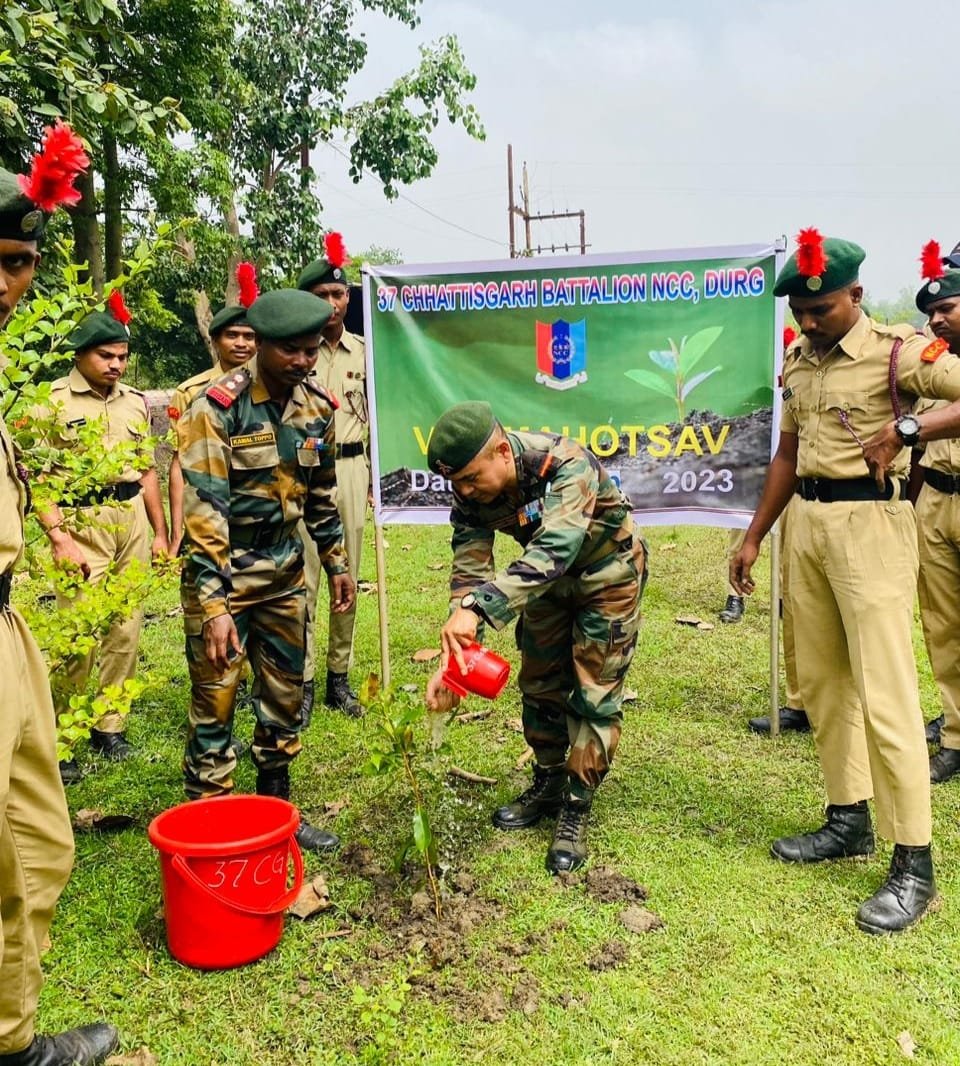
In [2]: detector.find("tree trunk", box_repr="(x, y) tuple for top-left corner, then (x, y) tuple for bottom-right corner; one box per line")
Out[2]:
(222, 192), (241, 306)
(102, 131), (123, 282)
(176, 231), (216, 365)
(71, 169), (104, 294)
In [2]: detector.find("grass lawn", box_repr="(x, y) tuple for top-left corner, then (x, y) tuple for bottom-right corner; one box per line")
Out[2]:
(33, 523), (960, 1065)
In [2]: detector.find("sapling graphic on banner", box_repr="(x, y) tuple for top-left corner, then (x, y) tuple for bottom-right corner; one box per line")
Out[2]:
(364, 243), (783, 528)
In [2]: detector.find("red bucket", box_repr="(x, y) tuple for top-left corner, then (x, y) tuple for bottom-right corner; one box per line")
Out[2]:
(147, 795), (303, 970)
(441, 642), (511, 699)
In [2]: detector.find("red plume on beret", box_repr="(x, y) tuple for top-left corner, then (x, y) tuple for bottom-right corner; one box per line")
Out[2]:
(920, 240), (945, 283)
(236, 261), (259, 308)
(323, 231), (348, 270)
(17, 120), (90, 213)
(795, 228), (827, 279)
(783, 326), (798, 348)
(107, 289), (132, 326)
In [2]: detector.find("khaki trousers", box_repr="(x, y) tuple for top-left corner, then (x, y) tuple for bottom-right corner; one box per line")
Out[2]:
(0, 606), (74, 1053)
(916, 483), (960, 749)
(302, 454), (368, 681)
(55, 494), (151, 732)
(789, 496), (930, 845)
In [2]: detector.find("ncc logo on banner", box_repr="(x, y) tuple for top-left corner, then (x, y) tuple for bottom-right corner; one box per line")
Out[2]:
(535, 319), (587, 391)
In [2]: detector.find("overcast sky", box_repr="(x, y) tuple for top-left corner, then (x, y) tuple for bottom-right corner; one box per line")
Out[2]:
(313, 0), (959, 300)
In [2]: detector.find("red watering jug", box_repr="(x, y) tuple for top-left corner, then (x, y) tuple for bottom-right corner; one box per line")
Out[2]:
(441, 642), (511, 700)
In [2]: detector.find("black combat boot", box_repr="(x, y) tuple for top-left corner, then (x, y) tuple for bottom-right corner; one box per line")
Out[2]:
(771, 801), (875, 863)
(0, 1023), (118, 1065)
(324, 670), (361, 718)
(748, 707), (811, 735)
(855, 844), (937, 935)
(929, 747), (960, 784)
(718, 595), (745, 623)
(491, 763), (567, 830)
(300, 680), (315, 730)
(925, 714), (944, 745)
(546, 791), (593, 874)
(58, 759), (81, 785)
(89, 729), (134, 761)
(255, 768), (339, 853)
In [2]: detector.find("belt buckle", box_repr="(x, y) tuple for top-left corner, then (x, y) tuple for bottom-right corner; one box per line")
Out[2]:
(812, 477), (828, 502)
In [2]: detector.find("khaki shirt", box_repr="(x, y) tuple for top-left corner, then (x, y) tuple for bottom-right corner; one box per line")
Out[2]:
(914, 397), (960, 473)
(780, 314), (960, 479)
(169, 362), (231, 450)
(45, 367), (152, 484)
(315, 329), (367, 447)
(0, 415), (25, 573)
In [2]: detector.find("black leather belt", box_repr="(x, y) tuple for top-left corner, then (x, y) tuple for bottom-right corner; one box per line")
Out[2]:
(335, 441), (367, 459)
(0, 572), (10, 609)
(231, 523), (297, 549)
(76, 481), (141, 507)
(796, 476), (906, 503)
(923, 468), (960, 496)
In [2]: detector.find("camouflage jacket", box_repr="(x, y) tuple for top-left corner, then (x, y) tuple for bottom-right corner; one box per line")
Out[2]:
(449, 431), (634, 629)
(179, 359), (347, 622)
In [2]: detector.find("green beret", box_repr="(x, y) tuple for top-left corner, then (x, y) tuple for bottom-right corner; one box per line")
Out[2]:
(209, 304), (249, 337)
(0, 168), (46, 242)
(297, 258), (349, 291)
(427, 402), (498, 476)
(245, 289), (333, 340)
(917, 269), (960, 312)
(65, 310), (129, 353)
(773, 238), (865, 298)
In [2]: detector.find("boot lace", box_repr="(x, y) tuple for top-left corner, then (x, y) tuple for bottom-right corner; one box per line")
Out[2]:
(554, 804), (585, 845)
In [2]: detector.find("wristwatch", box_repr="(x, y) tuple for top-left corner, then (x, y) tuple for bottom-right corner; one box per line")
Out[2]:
(460, 593), (484, 617)
(894, 414), (921, 448)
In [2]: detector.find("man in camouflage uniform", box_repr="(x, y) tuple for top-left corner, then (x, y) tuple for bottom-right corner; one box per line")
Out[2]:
(179, 288), (355, 851)
(0, 137), (119, 1065)
(732, 234), (960, 934)
(38, 306), (169, 776)
(425, 402), (646, 873)
(167, 302), (256, 555)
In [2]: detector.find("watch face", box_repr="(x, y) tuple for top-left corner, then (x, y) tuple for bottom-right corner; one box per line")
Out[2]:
(461, 594), (476, 608)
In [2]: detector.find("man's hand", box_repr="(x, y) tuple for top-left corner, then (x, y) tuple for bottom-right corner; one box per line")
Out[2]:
(730, 537), (761, 596)
(51, 534), (91, 580)
(202, 614), (242, 674)
(151, 533), (170, 562)
(426, 667), (460, 713)
(862, 422), (902, 490)
(168, 532), (184, 558)
(329, 572), (355, 613)
(440, 606), (479, 675)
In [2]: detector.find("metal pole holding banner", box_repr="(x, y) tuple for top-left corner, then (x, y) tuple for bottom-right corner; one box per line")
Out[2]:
(374, 521), (391, 688)
(769, 524), (781, 738)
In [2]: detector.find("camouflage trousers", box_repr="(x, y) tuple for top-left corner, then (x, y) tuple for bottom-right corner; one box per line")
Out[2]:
(182, 562), (307, 799)
(518, 538), (647, 798)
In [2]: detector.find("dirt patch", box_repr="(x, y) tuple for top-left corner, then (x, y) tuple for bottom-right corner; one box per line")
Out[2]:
(587, 939), (629, 971)
(584, 865), (650, 904)
(620, 904), (664, 934)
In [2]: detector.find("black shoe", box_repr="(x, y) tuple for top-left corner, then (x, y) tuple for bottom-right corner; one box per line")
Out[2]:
(930, 747), (960, 784)
(324, 671), (361, 718)
(300, 680), (315, 730)
(748, 707), (811, 735)
(855, 844), (937, 935)
(0, 1023), (119, 1065)
(256, 767), (290, 800)
(718, 595), (745, 623)
(546, 793), (592, 874)
(294, 819), (340, 852)
(229, 737), (245, 759)
(491, 763), (567, 830)
(58, 759), (81, 785)
(926, 714), (945, 745)
(771, 802), (875, 863)
(89, 729), (134, 761)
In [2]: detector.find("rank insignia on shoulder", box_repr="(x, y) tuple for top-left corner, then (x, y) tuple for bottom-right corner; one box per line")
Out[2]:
(206, 370), (251, 409)
(921, 337), (949, 363)
(302, 379), (340, 409)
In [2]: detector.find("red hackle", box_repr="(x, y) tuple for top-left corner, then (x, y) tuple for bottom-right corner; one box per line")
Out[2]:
(783, 327), (798, 348)
(17, 121), (90, 213)
(107, 289), (132, 326)
(236, 261), (259, 308)
(323, 231), (348, 269)
(920, 240), (945, 282)
(795, 227), (828, 278)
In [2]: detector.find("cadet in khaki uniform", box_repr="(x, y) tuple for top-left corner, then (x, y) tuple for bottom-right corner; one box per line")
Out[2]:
(296, 233), (369, 720)
(38, 303), (168, 775)
(912, 261), (960, 783)
(179, 288), (355, 851)
(732, 232), (960, 934)
(425, 403), (647, 874)
(0, 130), (118, 1066)
(168, 297), (256, 555)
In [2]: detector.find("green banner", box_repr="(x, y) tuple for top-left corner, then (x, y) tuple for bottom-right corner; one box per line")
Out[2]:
(365, 244), (781, 526)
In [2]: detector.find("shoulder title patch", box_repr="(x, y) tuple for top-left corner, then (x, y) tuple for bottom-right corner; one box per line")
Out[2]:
(921, 338), (949, 363)
(206, 369), (251, 409)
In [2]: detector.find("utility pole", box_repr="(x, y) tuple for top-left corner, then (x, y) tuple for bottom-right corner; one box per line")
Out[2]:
(506, 144), (588, 258)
